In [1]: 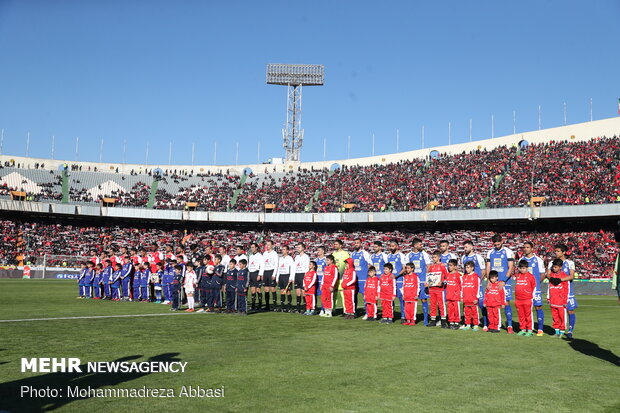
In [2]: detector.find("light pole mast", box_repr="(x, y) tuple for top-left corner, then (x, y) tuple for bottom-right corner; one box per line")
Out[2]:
(267, 64), (324, 162)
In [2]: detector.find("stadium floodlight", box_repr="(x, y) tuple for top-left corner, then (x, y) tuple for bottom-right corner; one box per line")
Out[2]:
(267, 63), (324, 162)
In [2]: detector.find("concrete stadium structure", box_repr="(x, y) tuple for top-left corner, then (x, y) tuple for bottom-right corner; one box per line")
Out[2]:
(1, 117), (619, 176)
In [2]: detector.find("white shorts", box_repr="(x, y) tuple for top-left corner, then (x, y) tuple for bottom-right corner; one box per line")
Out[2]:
(185, 288), (195, 295)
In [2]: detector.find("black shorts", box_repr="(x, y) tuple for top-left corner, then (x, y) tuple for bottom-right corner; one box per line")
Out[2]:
(263, 269), (276, 287)
(249, 271), (260, 287)
(278, 275), (290, 290)
(294, 273), (305, 289)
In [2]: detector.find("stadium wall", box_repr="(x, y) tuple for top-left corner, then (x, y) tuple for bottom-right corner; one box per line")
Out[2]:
(1, 117), (618, 176)
(0, 199), (618, 225)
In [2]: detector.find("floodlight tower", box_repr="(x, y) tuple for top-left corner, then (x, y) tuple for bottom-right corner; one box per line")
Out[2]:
(266, 63), (324, 162)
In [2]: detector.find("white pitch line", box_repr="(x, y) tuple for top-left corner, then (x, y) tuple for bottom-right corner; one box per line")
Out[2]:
(0, 312), (214, 323)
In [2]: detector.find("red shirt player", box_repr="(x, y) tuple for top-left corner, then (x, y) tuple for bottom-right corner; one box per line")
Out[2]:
(147, 245), (163, 274)
(364, 268), (380, 321)
(426, 252), (449, 327)
(401, 263), (419, 326)
(303, 262), (318, 314)
(483, 271), (506, 332)
(320, 256), (338, 317)
(379, 263), (396, 323)
(444, 260), (462, 329)
(341, 258), (357, 319)
(514, 260), (537, 335)
(461, 261), (481, 330)
(89, 250), (100, 266)
(547, 259), (569, 336)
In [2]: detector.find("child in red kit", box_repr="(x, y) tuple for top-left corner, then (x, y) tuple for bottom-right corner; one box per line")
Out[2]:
(320, 255), (338, 318)
(514, 259), (537, 336)
(484, 271), (506, 333)
(303, 261), (318, 316)
(460, 261), (481, 331)
(426, 251), (448, 328)
(402, 263), (419, 326)
(364, 266), (379, 321)
(379, 263), (396, 324)
(547, 258), (569, 337)
(444, 259), (462, 330)
(341, 258), (357, 319)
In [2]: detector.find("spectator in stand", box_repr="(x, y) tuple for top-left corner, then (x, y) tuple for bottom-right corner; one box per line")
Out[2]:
(2, 220), (616, 279)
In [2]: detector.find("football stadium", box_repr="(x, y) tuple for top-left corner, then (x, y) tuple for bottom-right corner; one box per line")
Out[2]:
(1, 2), (619, 413)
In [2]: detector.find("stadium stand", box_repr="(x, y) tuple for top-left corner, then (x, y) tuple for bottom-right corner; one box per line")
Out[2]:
(487, 137), (620, 208)
(0, 136), (617, 212)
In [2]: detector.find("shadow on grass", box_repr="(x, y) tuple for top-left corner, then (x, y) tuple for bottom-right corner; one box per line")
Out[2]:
(0, 352), (181, 413)
(564, 338), (620, 367)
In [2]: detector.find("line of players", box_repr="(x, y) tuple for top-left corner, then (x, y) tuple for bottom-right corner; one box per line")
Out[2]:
(76, 234), (578, 338)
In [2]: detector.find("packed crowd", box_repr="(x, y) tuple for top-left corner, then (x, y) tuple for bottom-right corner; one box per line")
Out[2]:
(153, 173), (239, 211)
(488, 137), (620, 208)
(2, 136), (618, 211)
(3, 220), (616, 278)
(233, 170), (328, 212)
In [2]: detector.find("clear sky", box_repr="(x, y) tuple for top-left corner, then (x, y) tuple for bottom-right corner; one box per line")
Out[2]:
(0, 0), (618, 166)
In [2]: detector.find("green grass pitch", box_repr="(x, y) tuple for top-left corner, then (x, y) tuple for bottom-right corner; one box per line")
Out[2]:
(0, 279), (618, 413)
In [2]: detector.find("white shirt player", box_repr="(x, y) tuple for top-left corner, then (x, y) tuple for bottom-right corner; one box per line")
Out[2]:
(234, 254), (248, 270)
(248, 252), (264, 273)
(220, 254), (231, 269)
(183, 270), (197, 292)
(262, 250), (279, 274)
(276, 255), (294, 283)
(294, 253), (310, 274)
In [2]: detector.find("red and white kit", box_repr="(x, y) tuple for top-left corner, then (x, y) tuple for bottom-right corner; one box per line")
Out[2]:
(427, 263), (448, 318)
(321, 264), (339, 310)
(402, 273), (419, 324)
(461, 272), (480, 326)
(379, 273), (396, 319)
(484, 282), (506, 330)
(303, 270), (317, 311)
(341, 258), (357, 315)
(364, 276), (379, 319)
(514, 271), (537, 331)
(444, 271), (462, 323)
(548, 272), (569, 330)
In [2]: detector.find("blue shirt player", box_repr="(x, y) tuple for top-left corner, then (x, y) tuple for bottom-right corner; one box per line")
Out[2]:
(314, 246), (327, 298)
(162, 260), (176, 304)
(408, 238), (432, 325)
(351, 238), (372, 295)
(102, 260), (113, 299)
(370, 241), (388, 275)
(485, 234), (515, 333)
(438, 240), (458, 266)
(77, 262), (88, 299)
(120, 256), (134, 301)
(83, 262), (95, 298)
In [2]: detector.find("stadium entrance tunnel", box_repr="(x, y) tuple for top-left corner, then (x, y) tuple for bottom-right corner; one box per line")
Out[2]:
(330, 163), (341, 171)
(429, 150), (440, 160)
(243, 167), (253, 176)
(519, 140), (529, 149)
